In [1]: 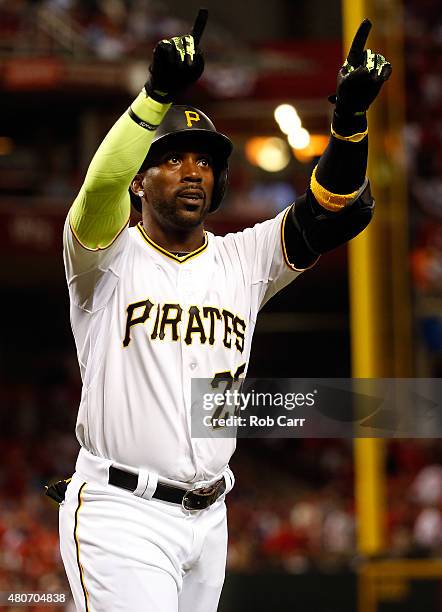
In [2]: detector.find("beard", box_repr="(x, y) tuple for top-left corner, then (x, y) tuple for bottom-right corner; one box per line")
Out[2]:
(148, 194), (211, 231)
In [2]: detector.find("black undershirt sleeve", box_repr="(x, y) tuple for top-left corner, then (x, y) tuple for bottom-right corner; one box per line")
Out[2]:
(282, 110), (373, 269)
(315, 111), (368, 193)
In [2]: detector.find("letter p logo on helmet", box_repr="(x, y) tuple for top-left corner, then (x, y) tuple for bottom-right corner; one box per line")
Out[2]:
(185, 110), (200, 127)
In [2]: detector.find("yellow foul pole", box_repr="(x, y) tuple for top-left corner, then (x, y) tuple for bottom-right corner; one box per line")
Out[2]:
(343, 0), (386, 558)
(344, 0), (411, 558)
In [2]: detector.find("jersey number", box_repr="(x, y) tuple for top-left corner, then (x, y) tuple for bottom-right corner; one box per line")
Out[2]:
(210, 363), (246, 426)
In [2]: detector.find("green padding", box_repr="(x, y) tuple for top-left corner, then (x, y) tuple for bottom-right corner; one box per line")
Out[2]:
(69, 93), (170, 249)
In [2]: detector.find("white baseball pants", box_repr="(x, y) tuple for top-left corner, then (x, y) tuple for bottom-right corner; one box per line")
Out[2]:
(59, 449), (233, 612)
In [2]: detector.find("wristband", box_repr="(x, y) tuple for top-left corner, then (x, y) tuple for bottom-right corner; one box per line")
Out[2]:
(310, 166), (361, 211)
(330, 124), (368, 143)
(128, 107), (159, 131)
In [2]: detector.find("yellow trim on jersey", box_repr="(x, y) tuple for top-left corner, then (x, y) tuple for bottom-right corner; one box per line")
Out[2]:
(331, 124), (368, 143)
(136, 223), (208, 263)
(69, 212), (130, 252)
(74, 482), (90, 612)
(281, 207), (319, 272)
(310, 166), (361, 211)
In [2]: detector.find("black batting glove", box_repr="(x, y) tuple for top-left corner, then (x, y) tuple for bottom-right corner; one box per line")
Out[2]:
(145, 9), (208, 103)
(329, 19), (392, 117)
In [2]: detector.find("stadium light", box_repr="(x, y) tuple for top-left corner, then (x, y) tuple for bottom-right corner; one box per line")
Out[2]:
(245, 136), (290, 172)
(288, 127), (311, 150)
(274, 104), (301, 135)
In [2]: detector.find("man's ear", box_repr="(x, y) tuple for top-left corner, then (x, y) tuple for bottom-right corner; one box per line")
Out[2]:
(131, 174), (145, 197)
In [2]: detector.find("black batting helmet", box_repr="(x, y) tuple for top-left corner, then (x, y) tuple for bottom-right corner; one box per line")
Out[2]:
(130, 105), (233, 213)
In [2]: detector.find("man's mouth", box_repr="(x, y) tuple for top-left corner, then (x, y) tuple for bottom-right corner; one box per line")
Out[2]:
(176, 190), (205, 210)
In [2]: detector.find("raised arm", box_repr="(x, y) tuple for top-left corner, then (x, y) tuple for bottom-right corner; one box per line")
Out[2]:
(284, 19), (392, 269)
(69, 10), (208, 251)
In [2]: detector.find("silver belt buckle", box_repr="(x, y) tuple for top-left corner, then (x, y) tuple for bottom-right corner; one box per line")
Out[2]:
(182, 480), (224, 511)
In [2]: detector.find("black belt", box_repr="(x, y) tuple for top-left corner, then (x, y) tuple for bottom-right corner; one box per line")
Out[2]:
(108, 465), (226, 511)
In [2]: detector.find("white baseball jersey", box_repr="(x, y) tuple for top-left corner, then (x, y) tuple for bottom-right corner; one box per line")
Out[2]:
(63, 208), (302, 483)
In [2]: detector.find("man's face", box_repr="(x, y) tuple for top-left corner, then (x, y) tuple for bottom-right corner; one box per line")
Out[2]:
(140, 142), (215, 231)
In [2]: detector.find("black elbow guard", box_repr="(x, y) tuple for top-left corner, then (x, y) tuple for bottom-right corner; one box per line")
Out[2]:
(285, 181), (374, 267)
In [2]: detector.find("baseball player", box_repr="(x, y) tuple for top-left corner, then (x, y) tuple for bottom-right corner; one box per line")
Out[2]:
(47, 11), (391, 611)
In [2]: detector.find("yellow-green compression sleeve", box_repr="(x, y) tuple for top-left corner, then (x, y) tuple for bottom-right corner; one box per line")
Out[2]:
(69, 92), (171, 250)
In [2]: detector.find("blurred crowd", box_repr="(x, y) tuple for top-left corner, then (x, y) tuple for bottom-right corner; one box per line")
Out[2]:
(403, 0), (442, 376)
(0, 351), (78, 608)
(0, 0), (214, 59)
(228, 439), (442, 573)
(405, 0), (442, 298)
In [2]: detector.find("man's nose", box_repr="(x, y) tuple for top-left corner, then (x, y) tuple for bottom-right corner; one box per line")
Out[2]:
(181, 157), (202, 182)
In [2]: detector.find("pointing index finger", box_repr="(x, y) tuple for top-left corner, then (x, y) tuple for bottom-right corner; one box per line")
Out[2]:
(191, 8), (209, 45)
(347, 18), (372, 66)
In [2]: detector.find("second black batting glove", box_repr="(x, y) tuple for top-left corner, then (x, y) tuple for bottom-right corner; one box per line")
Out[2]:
(145, 9), (208, 103)
(329, 19), (392, 117)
